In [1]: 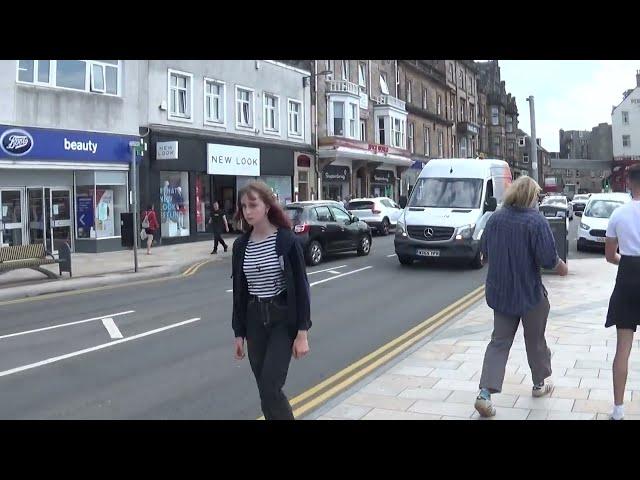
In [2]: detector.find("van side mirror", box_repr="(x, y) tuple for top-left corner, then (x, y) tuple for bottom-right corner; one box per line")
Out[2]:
(485, 197), (497, 212)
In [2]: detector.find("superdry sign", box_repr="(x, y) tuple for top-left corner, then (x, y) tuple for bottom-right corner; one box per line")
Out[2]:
(322, 165), (350, 183)
(370, 169), (395, 184)
(0, 124), (139, 163)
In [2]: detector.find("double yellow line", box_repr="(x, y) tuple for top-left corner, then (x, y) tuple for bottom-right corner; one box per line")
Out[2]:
(258, 284), (486, 420)
(0, 258), (215, 307)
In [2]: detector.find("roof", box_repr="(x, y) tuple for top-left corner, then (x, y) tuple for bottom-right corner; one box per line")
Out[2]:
(419, 158), (510, 179)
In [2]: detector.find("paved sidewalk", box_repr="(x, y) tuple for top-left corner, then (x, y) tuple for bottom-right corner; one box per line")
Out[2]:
(0, 235), (238, 302)
(306, 257), (639, 420)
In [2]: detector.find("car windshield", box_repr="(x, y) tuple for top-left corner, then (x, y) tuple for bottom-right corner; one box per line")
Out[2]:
(584, 200), (623, 219)
(408, 178), (483, 209)
(542, 197), (567, 207)
(574, 195), (589, 201)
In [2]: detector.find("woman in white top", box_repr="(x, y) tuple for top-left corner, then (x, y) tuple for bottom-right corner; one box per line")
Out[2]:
(605, 164), (640, 420)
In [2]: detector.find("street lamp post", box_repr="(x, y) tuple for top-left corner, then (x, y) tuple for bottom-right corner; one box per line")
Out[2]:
(526, 96), (538, 185)
(129, 140), (141, 273)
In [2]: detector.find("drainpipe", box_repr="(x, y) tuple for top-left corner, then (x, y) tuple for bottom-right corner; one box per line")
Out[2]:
(314, 60), (320, 200)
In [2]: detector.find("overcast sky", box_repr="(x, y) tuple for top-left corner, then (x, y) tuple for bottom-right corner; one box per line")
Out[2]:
(497, 60), (640, 152)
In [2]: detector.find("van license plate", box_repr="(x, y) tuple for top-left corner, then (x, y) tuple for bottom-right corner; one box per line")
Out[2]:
(417, 249), (440, 257)
(596, 237), (605, 243)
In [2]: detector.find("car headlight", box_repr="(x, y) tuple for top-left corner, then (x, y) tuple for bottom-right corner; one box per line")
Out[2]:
(580, 222), (590, 230)
(456, 223), (476, 240)
(396, 219), (407, 237)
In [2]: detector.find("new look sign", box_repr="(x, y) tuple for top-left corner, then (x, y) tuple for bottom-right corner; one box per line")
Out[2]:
(207, 143), (260, 177)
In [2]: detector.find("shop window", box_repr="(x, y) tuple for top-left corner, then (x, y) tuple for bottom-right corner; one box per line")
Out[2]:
(195, 174), (211, 233)
(298, 170), (309, 201)
(160, 171), (190, 238)
(75, 171), (127, 239)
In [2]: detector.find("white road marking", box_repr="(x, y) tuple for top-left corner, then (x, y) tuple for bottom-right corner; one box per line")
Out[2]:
(309, 266), (373, 287)
(307, 265), (347, 276)
(101, 318), (123, 339)
(0, 311), (135, 341)
(0, 318), (201, 379)
(387, 254), (397, 257)
(225, 264), (349, 293)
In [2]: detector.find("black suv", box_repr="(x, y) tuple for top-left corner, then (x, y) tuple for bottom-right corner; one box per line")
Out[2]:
(285, 201), (372, 266)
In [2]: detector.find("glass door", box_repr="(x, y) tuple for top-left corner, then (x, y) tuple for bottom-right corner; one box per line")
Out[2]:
(0, 188), (25, 247)
(27, 187), (47, 249)
(48, 188), (73, 254)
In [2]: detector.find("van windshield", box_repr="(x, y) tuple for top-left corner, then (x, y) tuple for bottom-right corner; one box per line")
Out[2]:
(408, 178), (484, 209)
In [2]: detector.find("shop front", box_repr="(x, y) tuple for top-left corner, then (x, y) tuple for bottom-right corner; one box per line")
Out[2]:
(321, 164), (351, 201)
(143, 129), (304, 243)
(370, 168), (396, 198)
(0, 124), (137, 253)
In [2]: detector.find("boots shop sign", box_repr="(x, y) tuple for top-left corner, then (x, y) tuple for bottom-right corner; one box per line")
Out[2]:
(207, 143), (261, 177)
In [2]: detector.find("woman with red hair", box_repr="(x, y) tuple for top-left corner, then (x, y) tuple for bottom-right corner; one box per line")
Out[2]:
(231, 181), (311, 420)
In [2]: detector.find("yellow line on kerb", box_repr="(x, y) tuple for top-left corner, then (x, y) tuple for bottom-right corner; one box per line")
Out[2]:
(257, 284), (485, 420)
(0, 258), (214, 307)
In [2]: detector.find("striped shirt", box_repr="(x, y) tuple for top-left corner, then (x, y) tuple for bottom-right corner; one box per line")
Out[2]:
(243, 233), (286, 298)
(481, 206), (559, 317)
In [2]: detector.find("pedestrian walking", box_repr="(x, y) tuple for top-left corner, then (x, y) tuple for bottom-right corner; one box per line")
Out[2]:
(605, 164), (640, 420)
(141, 204), (160, 255)
(208, 201), (229, 254)
(474, 176), (568, 417)
(231, 181), (311, 420)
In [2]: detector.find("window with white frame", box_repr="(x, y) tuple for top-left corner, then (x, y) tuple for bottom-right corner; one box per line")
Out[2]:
(424, 126), (430, 156)
(622, 111), (629, 124)
(566, 169), (571, 176)
(204, 79), (225, 124)
(491, 106), (499, 126)
(406, 80), (412, 103)
(288, 100), (302, 137)
(523, 154), (529, 163)
(169, 70), (193, 119)
(408, 123), (414, 153)
(519, 136), (526, 147)
(360, 120), (366, 142)
(448, 64), (454, 82)
(623, 135), (631, 147)
(437, 94), (442, 115)
(17, 60), (120, 95)
(358, 62), (367, 91)
(450, 97), (455, 120)
(422, 87), (428, 110)
(391, 118), (405, 148)
(236, 86), (254, 128)
(333, 101), (345, 136)
(342, 60), (350, 81)
(438, 131), (444, 157)
(378, 117), (386, 144)
(263, 93), (280, 133)
(327, 60), (333, 79)
(349, 103), (358, 138)
(460, 99), (466, 121)
(458, 70), (463, 88)
(380, 72), (389, 95)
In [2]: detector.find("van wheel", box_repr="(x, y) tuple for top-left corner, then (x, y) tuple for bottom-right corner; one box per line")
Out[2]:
(398, 255), (413, 266)
(306, 241), (323, 266)
(471, 251), (484, 269)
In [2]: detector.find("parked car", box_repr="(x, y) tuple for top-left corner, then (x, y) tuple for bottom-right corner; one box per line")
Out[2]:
(346, 197), (403, 236)
(577, 192), (631, 251)
(570, 193), (591, 216)
(285, 201), (372, 266)
(541, 195), (573, 221)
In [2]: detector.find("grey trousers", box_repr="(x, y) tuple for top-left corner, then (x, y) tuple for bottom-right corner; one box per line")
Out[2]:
(479, 292), (552, 393)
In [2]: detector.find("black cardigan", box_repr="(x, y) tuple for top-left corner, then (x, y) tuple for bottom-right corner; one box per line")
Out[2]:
(231, 228), (312, 338)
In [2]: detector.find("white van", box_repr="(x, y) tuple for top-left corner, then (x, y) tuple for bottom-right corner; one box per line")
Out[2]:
(394, 158), (512, 268)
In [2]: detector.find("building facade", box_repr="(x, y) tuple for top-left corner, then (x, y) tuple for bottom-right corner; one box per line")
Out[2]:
(136, 60), (313, 245)
(0, 60), (140, 252)
(316, 60), (412, 202)
(611, 71), (640, 191)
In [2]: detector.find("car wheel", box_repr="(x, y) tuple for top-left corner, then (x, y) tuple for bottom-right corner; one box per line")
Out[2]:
(357, 235), (371, 256)
(471, 250), (484, 269)
(379, 218), (390, 236)
(306, 241), (323, 266)
(576, 241), (584, 252)
(398, 255), (413, 266)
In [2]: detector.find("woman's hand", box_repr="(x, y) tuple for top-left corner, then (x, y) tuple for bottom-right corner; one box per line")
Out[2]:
(292, 331), (310, 359)
(234, 337), (245, 360)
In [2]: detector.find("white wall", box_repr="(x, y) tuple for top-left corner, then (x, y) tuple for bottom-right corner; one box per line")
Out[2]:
(612, 87), (640, 158)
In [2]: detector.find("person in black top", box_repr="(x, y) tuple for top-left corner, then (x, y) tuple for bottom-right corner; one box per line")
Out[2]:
(208, 201), (229, 254)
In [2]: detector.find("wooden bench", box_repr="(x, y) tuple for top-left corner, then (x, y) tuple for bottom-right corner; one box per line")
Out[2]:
(0, 243), (72, 279)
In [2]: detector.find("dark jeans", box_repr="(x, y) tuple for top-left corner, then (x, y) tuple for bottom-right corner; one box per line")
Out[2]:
(213, 231), (227, 252)
(246, 294), (296, 420)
